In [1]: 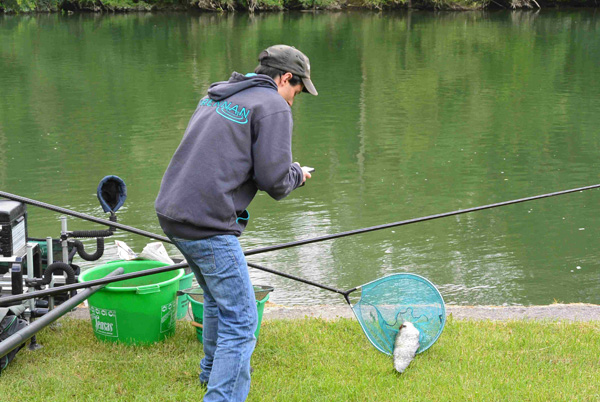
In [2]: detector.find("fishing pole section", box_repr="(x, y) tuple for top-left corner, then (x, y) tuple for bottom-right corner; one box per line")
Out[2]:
(1, 181), (599, 364)
(0, 267), (124, 366)
(0, 176), (127, 363)
(4, 182), (599, 258)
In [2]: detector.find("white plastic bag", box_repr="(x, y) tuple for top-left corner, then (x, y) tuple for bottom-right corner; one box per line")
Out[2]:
(139, 242), (174, 265)
(115, 240), (138, 261)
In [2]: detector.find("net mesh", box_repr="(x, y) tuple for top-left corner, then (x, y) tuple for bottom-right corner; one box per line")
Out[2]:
(351, 273), (445, 355)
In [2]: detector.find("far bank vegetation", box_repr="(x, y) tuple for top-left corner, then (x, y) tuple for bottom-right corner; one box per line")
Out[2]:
(1, 0), (596, 14)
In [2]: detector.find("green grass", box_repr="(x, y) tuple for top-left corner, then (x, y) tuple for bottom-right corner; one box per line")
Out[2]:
(2, 316), (599, 401)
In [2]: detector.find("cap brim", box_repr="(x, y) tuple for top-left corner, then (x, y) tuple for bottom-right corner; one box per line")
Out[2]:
(301, 77), (318, 96)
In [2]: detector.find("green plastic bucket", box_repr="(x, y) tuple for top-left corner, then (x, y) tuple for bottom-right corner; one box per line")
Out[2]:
(79, 260), (184, 345)
(187, 286), (271, 343)
(177, 272), (194, 320)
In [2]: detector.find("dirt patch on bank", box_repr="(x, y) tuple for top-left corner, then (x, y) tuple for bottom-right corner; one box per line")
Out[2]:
(67, 303), (600, 321)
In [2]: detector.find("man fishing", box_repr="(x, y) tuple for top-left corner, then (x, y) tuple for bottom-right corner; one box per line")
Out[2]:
(155, 44), (317, 401)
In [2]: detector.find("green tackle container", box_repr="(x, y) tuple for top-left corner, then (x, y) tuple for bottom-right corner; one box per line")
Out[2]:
(78, 260), (184, 345)
(177, 271), (194, 319)
(188, 286), (270, 343)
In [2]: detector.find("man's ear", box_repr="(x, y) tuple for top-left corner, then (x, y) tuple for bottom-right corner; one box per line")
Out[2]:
(280, 72), (293, 85)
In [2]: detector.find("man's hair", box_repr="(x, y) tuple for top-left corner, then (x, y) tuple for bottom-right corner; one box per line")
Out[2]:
(254, 65), (303, 87)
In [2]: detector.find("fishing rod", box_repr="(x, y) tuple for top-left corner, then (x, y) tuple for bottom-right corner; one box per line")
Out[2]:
(0, 183), (598, 304)
(2, 183), (599, 258)
(245, 183), (600, 255)
(4, 184), (593, 357)
(0, 182), (597, 308)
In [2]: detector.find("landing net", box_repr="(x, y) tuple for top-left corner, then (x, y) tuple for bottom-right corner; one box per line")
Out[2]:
(351, 273), (446, 355)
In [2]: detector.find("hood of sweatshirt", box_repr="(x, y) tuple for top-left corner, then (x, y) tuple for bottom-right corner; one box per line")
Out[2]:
(207, 72), (278, 101)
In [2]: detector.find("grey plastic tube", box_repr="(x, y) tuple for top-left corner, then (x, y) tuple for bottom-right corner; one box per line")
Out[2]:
(0, 267), (124, 359)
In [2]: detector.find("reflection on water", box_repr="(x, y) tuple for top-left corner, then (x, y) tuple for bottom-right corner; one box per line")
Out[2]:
(1, 11), (599, 305)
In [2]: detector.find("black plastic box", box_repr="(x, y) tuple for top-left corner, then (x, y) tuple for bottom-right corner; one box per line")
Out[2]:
(0, 200), (28, 257)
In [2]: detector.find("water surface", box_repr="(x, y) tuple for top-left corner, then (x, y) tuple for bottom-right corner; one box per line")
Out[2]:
(1, 11), (599, 305)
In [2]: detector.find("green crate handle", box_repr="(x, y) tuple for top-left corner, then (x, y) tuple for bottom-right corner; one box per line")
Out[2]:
(136, 284), (161, 294)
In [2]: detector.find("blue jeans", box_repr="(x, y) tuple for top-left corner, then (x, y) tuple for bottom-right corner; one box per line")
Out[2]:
(170, 234), (257, 402)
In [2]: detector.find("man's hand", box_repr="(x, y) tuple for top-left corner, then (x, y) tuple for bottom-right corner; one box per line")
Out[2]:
(294, 163), (314, 185)
(301, 166), (314, 184)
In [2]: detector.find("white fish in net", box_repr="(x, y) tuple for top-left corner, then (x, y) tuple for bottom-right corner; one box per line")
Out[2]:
(393, 321), (420, 373)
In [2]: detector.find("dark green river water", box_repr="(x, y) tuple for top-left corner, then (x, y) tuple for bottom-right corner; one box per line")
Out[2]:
(1, 10), (599, 306)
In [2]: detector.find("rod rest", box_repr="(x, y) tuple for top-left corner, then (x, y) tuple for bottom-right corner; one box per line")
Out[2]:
(26, 262), (76, 287)
(67, 214), (118, 238)
(70, 238), (104, 261)
(64, 214), (117, 261)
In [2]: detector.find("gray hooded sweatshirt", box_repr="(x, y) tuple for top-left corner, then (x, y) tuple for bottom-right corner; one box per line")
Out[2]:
(155, 72), (304, 239)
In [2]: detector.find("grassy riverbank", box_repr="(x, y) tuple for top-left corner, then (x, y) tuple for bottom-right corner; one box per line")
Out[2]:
(0, 0), (597, 13)
(2, 317), (599, 401)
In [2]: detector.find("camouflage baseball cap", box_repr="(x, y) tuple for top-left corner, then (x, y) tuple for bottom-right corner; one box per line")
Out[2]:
(258, 44), (318, 96)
